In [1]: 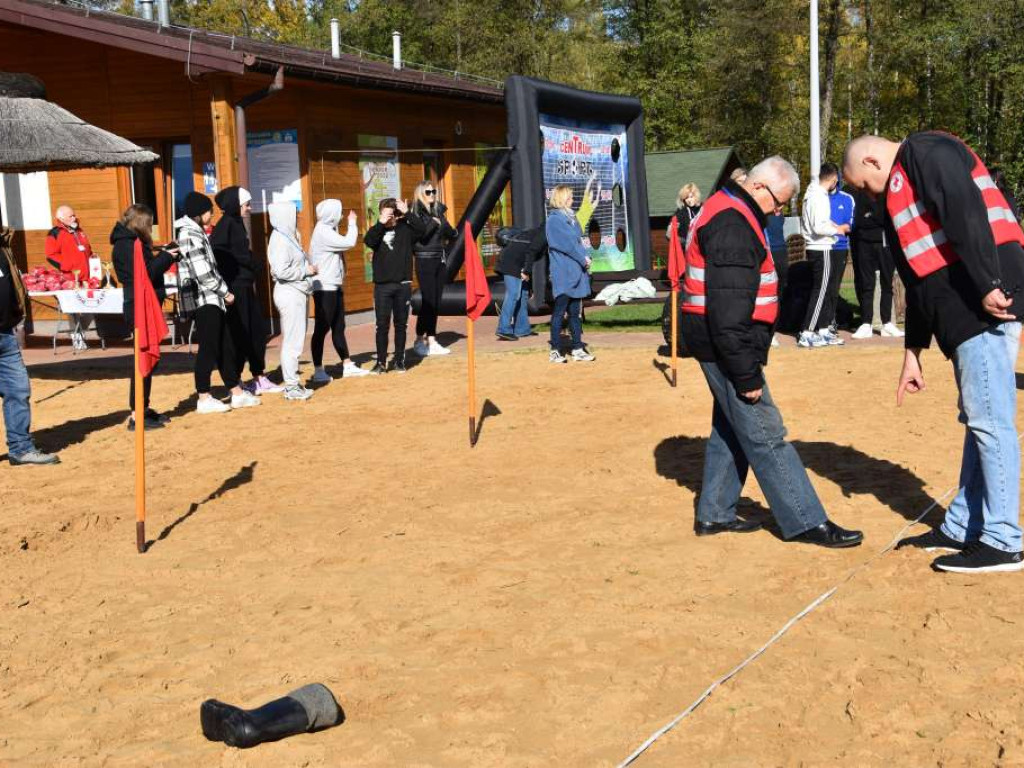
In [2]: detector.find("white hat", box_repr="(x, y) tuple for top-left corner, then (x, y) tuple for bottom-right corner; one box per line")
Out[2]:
(238, 188), (252, 206)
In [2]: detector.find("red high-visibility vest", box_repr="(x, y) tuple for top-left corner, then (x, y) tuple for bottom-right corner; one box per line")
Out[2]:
(886, 138), (1024, 278)
(682, 190), (779, 324)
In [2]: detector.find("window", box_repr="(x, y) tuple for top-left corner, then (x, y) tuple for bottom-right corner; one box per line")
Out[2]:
(170, 144), (195, 219)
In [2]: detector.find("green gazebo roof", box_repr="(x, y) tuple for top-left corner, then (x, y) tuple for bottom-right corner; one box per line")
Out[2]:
(645, 147), (742, 217)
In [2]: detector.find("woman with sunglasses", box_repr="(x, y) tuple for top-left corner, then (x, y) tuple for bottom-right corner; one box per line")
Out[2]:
(408, 180), (457, 357)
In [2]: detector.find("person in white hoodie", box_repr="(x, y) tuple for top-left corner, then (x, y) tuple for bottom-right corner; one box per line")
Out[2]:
(799, 162), (851, 348)
(308, 199), (368, 383)
(267, 202), (316, 401)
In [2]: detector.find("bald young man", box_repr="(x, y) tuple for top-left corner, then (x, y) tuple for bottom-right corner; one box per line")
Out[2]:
(844, 132), (1024, 573)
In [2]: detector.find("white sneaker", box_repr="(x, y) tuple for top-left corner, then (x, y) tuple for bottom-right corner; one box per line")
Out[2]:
(254, 375), (284, 395)
(311, 367), (332, 384)
(819, 329), (845, 346)
(851, 323), (874, 340)
(284, 384), (313, 401)
(196, 396), (231, 414)
(230, 391), (262, 409)
(413, 340), (430, 357)
(343, 361), (370, 378)
(881, 322), (905, 338)
(770, 334), (780, 347)
(549, 349), (567, 364)
(571, 348), (596, 362)
(797, 331), (826, 349)
(428, 339), (451, 356)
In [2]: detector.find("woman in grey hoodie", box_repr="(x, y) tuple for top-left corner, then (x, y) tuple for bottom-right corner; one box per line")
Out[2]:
(267, 202), (316, 401)
(308, 199), (367, 382)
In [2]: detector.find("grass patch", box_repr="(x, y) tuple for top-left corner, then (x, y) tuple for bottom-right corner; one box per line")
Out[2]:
(534, 301), (663, 333)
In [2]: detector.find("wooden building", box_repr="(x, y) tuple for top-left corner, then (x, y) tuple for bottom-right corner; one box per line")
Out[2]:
(0, 0), (508, 317)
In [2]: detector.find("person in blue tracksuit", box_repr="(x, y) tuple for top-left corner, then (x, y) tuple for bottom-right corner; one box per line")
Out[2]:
(825, 181), (856, 332)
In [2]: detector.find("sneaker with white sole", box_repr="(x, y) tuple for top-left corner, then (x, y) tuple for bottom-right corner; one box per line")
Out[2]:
(549, 349), (567, 364)
(311, 368), (332, 384)
(230, 391), (262, 409)
(895, 527), (965, 553)
(197, 396), (231, 414)
(797, 331), (826, 348)
(284, 384), (313, 401)
(932, 541), (1024, 573)
(413, 340), (430, 357)
(428, 339), (451, 356)
(254, 376), (284, 394)
(571, 348), (596, 362)
(818, 329), (845, 346)
(851, 323), (874, 340)
(770, 334), (780, 347)
(881, 322), (905, 338)
(343, 361), (370, 378)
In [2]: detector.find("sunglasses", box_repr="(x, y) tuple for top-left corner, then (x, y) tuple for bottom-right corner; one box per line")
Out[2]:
(424, 189), (437, 196)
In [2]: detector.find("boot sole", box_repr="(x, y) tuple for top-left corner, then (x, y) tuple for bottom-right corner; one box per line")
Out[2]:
(200, 699), (237, 743)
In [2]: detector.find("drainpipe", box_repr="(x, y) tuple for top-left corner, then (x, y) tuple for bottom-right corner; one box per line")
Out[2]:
(139, 0), (154, 22)
(330, 19), (340, 59)
(234, 65), (284, 237)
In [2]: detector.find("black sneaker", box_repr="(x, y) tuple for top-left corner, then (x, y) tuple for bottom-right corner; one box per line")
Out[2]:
(145, 408), (171, 425)
(896, 527), (965, 552)
(495, 332), (516, 341)
(127, 416), (165, 432)
(391, 359), (407, 373)
(370, 362), (387, 375)
(932, 541), (1024, 573)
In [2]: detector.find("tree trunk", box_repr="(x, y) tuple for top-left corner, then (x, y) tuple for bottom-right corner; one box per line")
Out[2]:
(820, 0), (842, 159)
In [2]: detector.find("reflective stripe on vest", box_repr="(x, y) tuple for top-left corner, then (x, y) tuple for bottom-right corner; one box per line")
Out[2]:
(886, 138), (1024, 278)
(681, 189), (778, 324)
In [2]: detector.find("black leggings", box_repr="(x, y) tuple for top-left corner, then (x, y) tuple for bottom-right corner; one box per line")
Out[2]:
(226, 285), (267, 379)
(311, 288), (349, 366)
(415, 257), (445, 337)
(193, 304), (238, 394)
(374, 282), (411, 364)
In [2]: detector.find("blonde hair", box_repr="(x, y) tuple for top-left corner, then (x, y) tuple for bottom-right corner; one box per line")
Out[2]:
(119, 204), (154, 245)
(677, 183), (701, 208)
(549, 184), (574, 212)
(413, 179), (437, 215)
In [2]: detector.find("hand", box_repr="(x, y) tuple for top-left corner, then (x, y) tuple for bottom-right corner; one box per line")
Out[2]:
(835, 223), (851, 234)
(395, 199), (409, 215)
(741, 388), (763, 403)
(307, 263), (319, 276)
(224, 292), (235, 305)
(585, 257), (593, 270)
(982, 287), (1015, 320)
(896, 348), (925, 406)
(378, 214), (391, 226)
(348, 210), (358, 224)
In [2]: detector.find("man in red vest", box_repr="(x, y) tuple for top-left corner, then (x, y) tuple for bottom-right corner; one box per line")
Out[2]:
(844, 132), (1024, 573)
(44, 205), (93, 276)
(680, 156), (864, 548)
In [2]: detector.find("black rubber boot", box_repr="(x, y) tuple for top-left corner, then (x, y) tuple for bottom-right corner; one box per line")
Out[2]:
(201, 683), (342, 749)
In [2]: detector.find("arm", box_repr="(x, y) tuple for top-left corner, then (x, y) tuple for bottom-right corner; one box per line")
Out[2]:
(576, 195), (596, 231)
(318, 219), (359, 252)
(405, 210), (436, 241)
(522, 227), (547, 275)
(548, 215), (589, 267)
(147, 249), (175, 283)
(363, 222), (385, 251)
(183, 234), (230, 297)
(44, 230), (62, 268)
(268, 238), (310, 283)
(804, 190), (840, 237)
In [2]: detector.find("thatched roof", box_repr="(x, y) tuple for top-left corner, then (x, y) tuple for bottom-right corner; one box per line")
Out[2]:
(0, 72), (159, 173)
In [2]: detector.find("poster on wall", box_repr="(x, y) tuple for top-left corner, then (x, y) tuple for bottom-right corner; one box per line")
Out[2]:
(539, 114), (632, 272)
(358, 135), (401, 282)
(247, 130), (303, 214)
(474, 144), (511, 271)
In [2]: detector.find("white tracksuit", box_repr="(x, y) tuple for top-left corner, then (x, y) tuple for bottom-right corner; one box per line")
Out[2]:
(267, 202), (312, 386)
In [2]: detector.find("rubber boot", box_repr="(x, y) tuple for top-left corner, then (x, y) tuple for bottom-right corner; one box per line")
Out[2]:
(200, 683), (341, 749)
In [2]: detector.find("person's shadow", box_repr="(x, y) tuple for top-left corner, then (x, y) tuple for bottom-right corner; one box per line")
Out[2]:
(654, 435), (940, 526)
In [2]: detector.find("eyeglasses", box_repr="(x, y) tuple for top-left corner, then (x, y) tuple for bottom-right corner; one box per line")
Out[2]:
(424, 189), (437, 196)
(763, 184), (785, 213)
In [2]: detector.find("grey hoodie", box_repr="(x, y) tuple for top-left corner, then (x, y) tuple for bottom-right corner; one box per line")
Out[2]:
(267, 202), (312, 295)
(309, 199), (357, 291)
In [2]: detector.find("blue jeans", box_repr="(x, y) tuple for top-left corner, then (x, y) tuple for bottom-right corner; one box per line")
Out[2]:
(0, 330), (35, 458)
(697, 361), (828, 538)
(550, 294), (583, 351)
(941, 322), (1022, 552)
(497, 274), (532, 337)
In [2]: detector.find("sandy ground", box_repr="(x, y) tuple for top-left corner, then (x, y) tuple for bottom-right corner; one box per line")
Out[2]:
(2, 323), (1023, 767)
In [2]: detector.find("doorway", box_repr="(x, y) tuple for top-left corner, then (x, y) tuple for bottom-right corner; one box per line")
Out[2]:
(127, 141), (194, 243)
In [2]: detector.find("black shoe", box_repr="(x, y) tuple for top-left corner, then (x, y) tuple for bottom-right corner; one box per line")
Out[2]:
(127, 416), (165, 432)
(792, 520), (863, 548)
(896, 527), (965, 552)
(517, 331), (539, 337)
(495, 332), (517, 341)
(695, 519), (763, 536)
(370, 362), (387, 375)
(932, 541), (1024, 573)
(390, 359), (407, 373)
(145, 408), (171, 425)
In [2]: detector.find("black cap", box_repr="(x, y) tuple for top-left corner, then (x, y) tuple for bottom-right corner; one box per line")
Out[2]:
(184, 191), (213, 219)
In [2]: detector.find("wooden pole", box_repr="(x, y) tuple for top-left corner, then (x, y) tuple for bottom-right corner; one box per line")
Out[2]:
(467, 315), (477, 447)
(133, 332), (146, 553)
(670, 288), (678, 388)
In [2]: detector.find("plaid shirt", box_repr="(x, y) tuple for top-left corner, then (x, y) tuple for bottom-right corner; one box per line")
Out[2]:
(174, 216), (229, 314)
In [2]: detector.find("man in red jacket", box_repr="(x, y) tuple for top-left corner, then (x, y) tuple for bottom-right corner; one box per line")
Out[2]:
(44, 205), (94, 350)
(844, 132), (1024, 573)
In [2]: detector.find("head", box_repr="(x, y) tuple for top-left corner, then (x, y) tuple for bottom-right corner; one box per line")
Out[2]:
(55, 205), (78, 230)
(214, 186), (251, 219)
(549, 184), (574, 213)
(741, 156), (801, 216)
(119, 204), (154, 244)
(379, 197), (398, 228)
(268, 201), (297, 238)
(239, 187), (252, 217)
(842, 134), (902, 199)
(730, 167), (748, 184)
(818, 162), (840, 193)
(677, 183), (701, 208)
(316, 198), (343, 228)
(183, 191), (214, 226)
(414, 180), (438, 211)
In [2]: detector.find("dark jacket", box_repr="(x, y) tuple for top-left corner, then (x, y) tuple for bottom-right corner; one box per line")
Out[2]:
(495, 225), (546, 277)
(852, 189), (885, 244)
(110, 223), (175, 317)
(210, 187), (257, 288)
(0, 229), (26, 331)
(674, 204), (701, 249)
(885, 131), (1024, 357)
(681, 181), (773, 393)
(407, 202), (457, 257)
(364, 219), (417, 284)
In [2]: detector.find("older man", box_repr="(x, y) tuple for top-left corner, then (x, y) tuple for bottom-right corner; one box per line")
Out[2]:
(45, 205), (95, 350)
(681, 156), (863, 548)
(844, 132), (1024, 573)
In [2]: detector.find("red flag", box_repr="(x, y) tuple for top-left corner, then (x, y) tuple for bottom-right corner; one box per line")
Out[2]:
(133, 239), (168, 377)
(464, 222), (492, 321)
(667, 215), (685, 292)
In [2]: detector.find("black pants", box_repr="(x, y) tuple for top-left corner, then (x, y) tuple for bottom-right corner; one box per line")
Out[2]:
(852, 240), (895, 325)
(124, 307), (155, 411)
(824, 249), (848, 328)
(415, 257), (445, 337)
(374, 282), (410, 364)
(802, 248), (846, 332)
(226, 284), (267, 379)
(194, 304), (238, 394)
(311, 288), (349, 366)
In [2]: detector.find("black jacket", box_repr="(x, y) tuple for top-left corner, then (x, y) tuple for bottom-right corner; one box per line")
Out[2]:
(885, 132), (1024, 356)
(407, 202), (457, 257)
(852, 190), (885, 245)
(364, 219), (417, 284)
(0, 230), (25, 332)
(496, 225), (546, 276)
(674, 204), (701, 249)
(681, 181), (773, 393)
(110, 222), (175, 314)
(210, 187), (258, 288)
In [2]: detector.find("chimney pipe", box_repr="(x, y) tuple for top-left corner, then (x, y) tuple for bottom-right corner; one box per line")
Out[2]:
(139, 0), (154, 22)
(156, 0), (170, 27)
(392, 31), (401, 70)
(330, 19), (340, 59)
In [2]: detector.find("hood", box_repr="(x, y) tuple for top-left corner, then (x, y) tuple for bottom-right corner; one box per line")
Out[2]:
(109, 221), (138, 245)
(316, 198), (343, 229)
(269, 202), (298, 239)
(215, 186), (242, 218)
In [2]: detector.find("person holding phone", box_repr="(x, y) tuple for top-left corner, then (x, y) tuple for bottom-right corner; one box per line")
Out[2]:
(364, 197), (418, 373)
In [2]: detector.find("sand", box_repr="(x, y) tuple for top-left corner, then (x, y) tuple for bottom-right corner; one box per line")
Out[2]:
(2, 331), (1023, 767)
